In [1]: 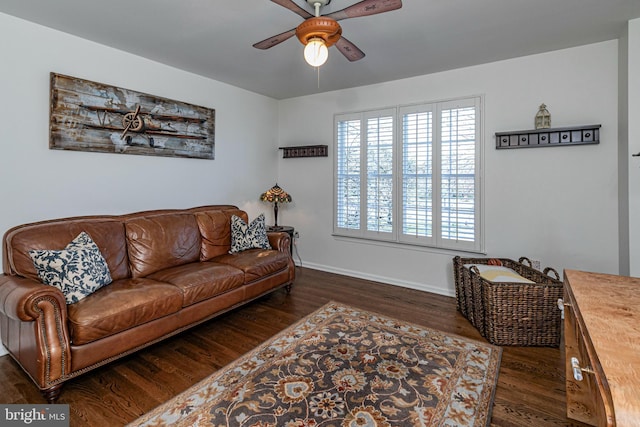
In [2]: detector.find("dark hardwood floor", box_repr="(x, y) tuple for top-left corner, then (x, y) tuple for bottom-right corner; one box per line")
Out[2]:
(0, 267), (588, 426)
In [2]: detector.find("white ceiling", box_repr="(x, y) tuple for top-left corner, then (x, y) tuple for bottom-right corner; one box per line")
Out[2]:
(2, 0), (639, 100)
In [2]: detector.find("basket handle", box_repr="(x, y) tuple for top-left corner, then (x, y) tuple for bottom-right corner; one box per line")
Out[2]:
(543, 267), (560, 280)
(518, 256), (532, 267)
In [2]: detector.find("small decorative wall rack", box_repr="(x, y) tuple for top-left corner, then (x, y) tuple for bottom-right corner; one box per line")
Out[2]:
(495, 124), (600, 149)
(279, 145), (328, 158)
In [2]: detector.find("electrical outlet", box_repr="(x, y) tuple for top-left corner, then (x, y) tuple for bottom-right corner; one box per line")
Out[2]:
(293, 231), (300, 239)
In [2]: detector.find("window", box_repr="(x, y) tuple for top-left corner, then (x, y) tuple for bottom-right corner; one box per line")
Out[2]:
(334, 96), (482, 252)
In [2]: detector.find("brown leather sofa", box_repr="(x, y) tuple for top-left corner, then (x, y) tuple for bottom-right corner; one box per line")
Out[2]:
(0, 205), (295, 402)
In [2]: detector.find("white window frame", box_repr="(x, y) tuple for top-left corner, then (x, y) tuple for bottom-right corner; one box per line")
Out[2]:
(333, 96), (483, 253)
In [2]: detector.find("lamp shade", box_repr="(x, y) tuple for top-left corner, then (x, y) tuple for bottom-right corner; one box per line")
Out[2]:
(260, 183), (292, 204)
(304, 38), (329, 67)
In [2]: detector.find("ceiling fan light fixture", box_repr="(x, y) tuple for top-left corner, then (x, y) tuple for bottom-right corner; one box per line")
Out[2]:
(304, 37), (329, 67)
(254, 0), (402, 66)
(296, 16), (341, 67)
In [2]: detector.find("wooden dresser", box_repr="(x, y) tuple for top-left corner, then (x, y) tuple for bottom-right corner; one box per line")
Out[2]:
(563, 270), (640, 426)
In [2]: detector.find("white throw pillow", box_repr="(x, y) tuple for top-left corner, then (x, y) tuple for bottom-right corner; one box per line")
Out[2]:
(29, 232), (113, 304)
(229, 214), (272, 254)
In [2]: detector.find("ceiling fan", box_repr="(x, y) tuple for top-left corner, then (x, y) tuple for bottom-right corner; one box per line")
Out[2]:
(253, 0), (403, 67)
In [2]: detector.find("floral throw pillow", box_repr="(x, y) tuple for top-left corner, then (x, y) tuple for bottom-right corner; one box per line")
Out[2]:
(29, 231), (113, 304)
(229, 214), (272, 254)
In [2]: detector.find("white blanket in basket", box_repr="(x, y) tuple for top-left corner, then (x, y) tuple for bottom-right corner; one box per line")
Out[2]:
(464, 264), (534, 283)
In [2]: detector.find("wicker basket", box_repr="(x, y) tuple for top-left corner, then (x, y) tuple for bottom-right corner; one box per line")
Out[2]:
(453, 256), (563, 347)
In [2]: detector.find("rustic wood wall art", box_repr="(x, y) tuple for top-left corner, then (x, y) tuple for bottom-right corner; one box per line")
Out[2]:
(49, 73), (215, 159)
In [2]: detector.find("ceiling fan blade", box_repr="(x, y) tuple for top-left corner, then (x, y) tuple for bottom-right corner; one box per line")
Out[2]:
(326, 0), (402, 21)
(253, 28), (297, 50)
(270, 0), (313, 19)
(334, 37), (365, 62)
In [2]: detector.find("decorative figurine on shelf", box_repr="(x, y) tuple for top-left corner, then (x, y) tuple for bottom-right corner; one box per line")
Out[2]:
(535, 103), (551, 129)
(260, 183), (292, 230)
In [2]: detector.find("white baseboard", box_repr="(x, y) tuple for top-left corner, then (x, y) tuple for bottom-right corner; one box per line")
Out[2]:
(296, 261), (455, 298)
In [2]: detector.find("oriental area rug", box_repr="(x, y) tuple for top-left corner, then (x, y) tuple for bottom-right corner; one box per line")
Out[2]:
(128, 302), (502, 427)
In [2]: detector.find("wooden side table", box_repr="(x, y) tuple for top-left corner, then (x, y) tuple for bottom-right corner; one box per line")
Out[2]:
(267, 225), (294, 255)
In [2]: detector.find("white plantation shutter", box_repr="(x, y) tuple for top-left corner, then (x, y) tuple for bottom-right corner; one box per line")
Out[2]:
(335, 97), (482, 252)
(399, 105), (434, 245)
(335, 110), (395, 239)
(335, 115), (361, 234)
(439, 99), (479, 250)
(365, 111), (394, 238)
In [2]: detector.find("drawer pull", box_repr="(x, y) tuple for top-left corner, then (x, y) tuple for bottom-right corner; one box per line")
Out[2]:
(571, 357), (595, 381)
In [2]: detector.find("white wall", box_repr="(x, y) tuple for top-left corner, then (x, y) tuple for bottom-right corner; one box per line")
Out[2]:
(278, 41), (620, 296)
(619, 25), (630, 275)
(624, 18), (640, 275)
(0, 13), (279, 356)
(0, 12), (280, 233)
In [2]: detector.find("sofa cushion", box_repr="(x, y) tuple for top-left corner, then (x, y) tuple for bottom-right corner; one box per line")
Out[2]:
(229, 214), (271, 253)
(195, 209), (247, 261)
(215, 249), (290, 283)
(148, 262), (245, 307)
(4, 219), (129, 281)
(126, 213), (201, 278)
(67, 278), (183, 345)
(29, 232), (113, 304)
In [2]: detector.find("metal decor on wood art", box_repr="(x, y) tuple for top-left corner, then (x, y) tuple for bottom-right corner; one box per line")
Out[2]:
(49, 73), (215, 159)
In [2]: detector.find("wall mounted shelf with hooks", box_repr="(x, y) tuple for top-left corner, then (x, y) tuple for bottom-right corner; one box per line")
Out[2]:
(495, 124), (601, 149)
(279, 145), (328, 158)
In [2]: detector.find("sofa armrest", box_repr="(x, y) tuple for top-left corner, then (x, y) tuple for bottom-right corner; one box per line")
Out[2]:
(0, 274), (71, 388)
(267, 231), (291, 255)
